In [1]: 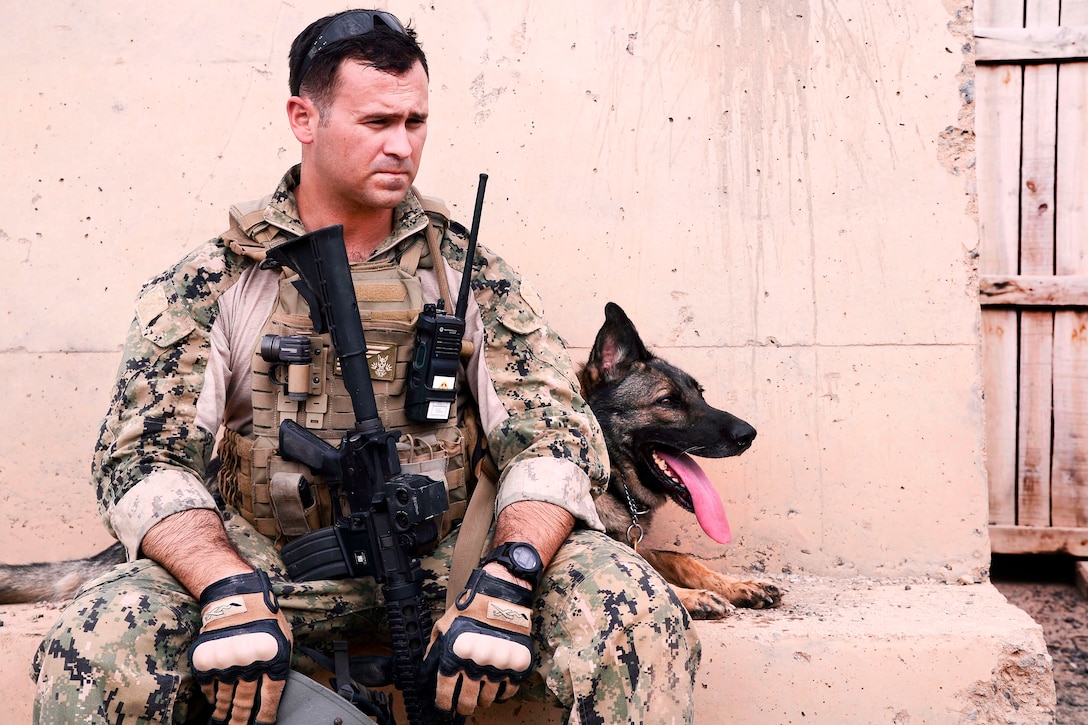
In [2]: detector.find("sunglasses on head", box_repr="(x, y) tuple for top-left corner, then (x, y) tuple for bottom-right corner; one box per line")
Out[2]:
(293, 10), (408, 95)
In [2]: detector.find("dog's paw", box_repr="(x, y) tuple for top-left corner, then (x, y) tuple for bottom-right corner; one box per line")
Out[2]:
(676, 588), (737, 619)
(724, 580), (785, 609)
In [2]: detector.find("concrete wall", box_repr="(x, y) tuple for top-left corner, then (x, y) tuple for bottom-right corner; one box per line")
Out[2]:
(0, 1), (985, 582)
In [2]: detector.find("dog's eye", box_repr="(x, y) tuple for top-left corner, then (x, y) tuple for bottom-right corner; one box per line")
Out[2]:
(656, 396), (677, 408)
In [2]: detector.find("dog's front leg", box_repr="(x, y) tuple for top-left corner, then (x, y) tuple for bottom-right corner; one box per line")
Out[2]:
(641, 549), (784, 617)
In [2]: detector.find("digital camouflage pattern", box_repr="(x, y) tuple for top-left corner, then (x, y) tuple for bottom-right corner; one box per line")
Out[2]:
(527, 530), (701, 724)
(32, 513), (699, 724)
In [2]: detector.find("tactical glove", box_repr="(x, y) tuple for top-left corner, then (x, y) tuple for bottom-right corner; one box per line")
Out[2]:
(424, 568), (534, 717)
(189, 569), (293, 725)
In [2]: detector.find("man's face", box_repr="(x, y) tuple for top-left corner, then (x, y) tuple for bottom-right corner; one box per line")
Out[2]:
(304, 59), (429, 213)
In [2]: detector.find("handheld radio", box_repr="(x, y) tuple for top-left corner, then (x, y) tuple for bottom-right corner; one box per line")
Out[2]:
(405, 173), (488, 422)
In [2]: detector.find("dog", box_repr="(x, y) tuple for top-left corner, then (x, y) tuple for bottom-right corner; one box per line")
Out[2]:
(579, 302), (782, 618)
(0, 303), (782, 617)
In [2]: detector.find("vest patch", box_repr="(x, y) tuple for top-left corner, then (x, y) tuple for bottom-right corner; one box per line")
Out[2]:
(136, 285), (169, 328)
(368, 343), (398, 381)
(331, 343), (399, 381)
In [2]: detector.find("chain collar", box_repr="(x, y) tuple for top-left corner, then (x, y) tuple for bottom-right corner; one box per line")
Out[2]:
(618, 471), (650, 552)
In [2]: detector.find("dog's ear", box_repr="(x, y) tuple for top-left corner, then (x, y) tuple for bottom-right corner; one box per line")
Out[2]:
(581, 303), (652, 393)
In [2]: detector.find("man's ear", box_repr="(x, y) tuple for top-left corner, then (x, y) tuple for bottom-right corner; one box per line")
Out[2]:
(287, 96), (317, 145)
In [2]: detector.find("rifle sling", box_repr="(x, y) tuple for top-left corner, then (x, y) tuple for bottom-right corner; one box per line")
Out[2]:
(420, 202), (454, 309)
(446, 459), (498, 608)
(419, 192), (491, 606)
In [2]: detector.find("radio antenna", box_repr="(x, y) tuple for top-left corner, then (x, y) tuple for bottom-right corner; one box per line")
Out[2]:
(455, 173), (488, 320)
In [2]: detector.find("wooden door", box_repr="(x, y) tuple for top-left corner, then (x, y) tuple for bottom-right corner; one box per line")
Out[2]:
(977, 0), (1088, 553)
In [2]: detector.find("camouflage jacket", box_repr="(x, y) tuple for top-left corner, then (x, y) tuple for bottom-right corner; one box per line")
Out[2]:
(92, 166), (607, 559)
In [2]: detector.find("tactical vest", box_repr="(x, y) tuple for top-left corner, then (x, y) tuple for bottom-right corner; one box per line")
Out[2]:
(217, 197), (469, 546)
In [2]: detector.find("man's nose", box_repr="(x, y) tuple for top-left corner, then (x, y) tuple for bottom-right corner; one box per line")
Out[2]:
(384, 124), (413, 158)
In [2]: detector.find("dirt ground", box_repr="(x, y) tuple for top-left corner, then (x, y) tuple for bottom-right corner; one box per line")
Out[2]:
(992, 554), (1088, 724)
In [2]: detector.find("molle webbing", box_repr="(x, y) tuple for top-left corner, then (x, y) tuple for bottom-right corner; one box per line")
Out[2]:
(219, 228), (468, 544)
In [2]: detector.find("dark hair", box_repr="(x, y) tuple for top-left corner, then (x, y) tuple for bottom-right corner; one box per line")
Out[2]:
(288, 10), (428, 108)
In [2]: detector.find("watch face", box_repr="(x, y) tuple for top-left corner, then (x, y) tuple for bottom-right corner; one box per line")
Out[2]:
(511, 543), (541, 570)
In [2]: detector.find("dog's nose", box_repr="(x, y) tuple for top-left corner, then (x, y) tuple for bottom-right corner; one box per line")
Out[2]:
(733, 422), (757, 449)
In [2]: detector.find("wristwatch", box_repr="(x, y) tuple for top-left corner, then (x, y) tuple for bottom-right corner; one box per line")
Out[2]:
(482, 542), (544, 589)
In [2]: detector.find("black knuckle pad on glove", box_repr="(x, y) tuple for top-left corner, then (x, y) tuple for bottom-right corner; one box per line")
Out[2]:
(189, 570), (293, 725)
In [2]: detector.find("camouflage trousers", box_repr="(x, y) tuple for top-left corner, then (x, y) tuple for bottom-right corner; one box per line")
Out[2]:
(32, 510), (700, 724)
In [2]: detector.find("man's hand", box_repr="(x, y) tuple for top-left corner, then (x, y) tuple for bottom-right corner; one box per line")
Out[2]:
(424, 568), (534, 717)
(189, 569), (292, 725)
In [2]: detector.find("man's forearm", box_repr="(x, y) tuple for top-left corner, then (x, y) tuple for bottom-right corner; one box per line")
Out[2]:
(483, 500), (573, 587)
(141, 509), (253, 598)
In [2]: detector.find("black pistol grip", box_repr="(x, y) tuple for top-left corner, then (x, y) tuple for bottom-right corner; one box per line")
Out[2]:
(279, 419), (339, 477)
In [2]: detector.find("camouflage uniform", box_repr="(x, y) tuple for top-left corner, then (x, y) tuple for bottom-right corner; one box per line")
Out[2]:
(32, 167), (701, 724)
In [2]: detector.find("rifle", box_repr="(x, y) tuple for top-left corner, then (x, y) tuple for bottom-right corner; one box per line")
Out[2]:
(267, 223), (449, 725)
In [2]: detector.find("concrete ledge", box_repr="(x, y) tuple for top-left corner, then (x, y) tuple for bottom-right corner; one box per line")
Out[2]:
(686, 578), (1055, 724)
(1, 578), (1055, 724)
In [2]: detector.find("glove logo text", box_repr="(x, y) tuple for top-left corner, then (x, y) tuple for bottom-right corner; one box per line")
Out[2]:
(202, 596), (248, 626)
(486, 601), (530, 627)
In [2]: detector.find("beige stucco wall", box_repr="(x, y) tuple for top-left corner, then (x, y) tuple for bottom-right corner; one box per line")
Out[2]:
(0, 1), (985, 581)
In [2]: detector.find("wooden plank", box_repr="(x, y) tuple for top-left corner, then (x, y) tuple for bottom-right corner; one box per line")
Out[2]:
(973, 0), (1023, 27)
(982, 312), (1020, 525)
(990, 524), (1088, 555)
(1018, 74), (1057, 275)
(1018, 311), (1054, 526)
(976, 25), (1088, 63)
(1016, 0), (1059, 527)
(1051, 317), (1088, 525)
(975, 0), (1025, 528)
(1026, 0), (1060, 29)
(1051, 0), (1088, 528)
(980, 274), (1088, 305)
(975, 65), (1023, 278)
(1057, 2), (1088, 271)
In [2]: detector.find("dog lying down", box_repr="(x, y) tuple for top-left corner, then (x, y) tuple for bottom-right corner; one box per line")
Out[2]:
(0, 303), (782, 618)
(579, 302), (783, 618)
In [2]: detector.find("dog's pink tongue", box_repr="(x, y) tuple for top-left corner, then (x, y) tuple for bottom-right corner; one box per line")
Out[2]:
(658, 450), (732, 544)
